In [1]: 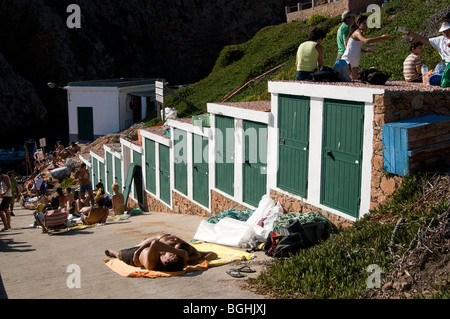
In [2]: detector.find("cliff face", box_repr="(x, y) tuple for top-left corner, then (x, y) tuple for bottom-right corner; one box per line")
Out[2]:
(0, 0), (295, 137)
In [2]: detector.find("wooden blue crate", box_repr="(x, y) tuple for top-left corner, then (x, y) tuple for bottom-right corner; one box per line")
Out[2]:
(382, 114), (450, 176)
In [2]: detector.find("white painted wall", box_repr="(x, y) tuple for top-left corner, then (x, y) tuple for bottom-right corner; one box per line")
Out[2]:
(67, 88), (119, 137)
(66, 84), (156, 139)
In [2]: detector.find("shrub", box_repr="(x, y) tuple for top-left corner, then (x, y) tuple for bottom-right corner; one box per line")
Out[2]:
(215, 45), (244, 68)
(307, 14), (328, 26)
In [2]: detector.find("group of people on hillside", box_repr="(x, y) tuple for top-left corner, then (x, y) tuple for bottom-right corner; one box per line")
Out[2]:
(296, 10), (450, 86)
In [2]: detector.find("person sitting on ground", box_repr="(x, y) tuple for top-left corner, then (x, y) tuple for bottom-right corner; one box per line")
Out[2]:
(95, 182), (105, 198)
(295, 28), (327, 81)
(55, 141), (70, 161)
(111, 183), (124, 216)
(403, 41), (424, 83)
(33, 197), (62, 233)
(105, 233), (218, 272)
(55, 187), (67, 209)
(341, 15), (391, 80)
(79, 195), (109, 225)
(67, 142), (81, 156)
(51, 151), (60, 168)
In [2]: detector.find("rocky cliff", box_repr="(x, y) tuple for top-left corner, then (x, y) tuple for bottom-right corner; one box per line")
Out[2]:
(0, 0), (295, 140)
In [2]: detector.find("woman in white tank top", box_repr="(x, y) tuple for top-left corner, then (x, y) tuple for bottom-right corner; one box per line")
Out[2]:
(342, 15), (391, 80)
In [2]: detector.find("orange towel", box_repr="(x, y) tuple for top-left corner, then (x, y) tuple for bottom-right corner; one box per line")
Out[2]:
(104, 258), (209, 278)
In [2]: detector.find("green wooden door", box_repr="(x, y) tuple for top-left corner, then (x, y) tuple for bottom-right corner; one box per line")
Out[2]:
(174, 129), (187, 195)
(133, 150), (143, 203)
(193, 134), (209, 207)
(106, 152), (113, 194)
(159, 144), (171, 205)
(215, 115), (234, 196)
(145, 138), (156, 194)
(277, 95), (310, 197)
(77, 107), (94, 140)
(243, 120), (268, 207)
(92, 157), (99, 186)
(99, 162), (105, 186)
(321, 99), (364, 218)
(114, 156), (122, 191)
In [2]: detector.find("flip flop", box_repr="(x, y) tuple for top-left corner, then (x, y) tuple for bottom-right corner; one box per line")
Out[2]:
(226, 269), (246, 278)
(232, 266), (256, 273)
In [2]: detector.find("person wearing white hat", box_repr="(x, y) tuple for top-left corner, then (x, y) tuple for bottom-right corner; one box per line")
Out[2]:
(406, 20), (450, 63)
(336, 11), (357, 60)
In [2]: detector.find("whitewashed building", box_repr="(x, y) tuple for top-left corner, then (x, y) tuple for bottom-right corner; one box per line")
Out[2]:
(66, 78), (160, 142)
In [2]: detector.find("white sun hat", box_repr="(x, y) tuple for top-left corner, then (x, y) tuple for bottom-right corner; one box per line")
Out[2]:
(438, 21), (450, 33)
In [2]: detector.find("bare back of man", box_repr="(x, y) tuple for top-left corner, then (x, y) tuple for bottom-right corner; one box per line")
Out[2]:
(80, 206), (109, 224)
(111, 193), (124, 216)
(105, 233), (217, 271)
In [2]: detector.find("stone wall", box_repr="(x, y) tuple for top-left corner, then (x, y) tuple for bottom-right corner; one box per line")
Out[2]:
(270, 189), (354, 228)
(286, 0), (384, 22)
(370, 89), (450, 210)
(210, 190), (248, 214)
(143, 191), (210, 217)
(287, 0), (347, 22)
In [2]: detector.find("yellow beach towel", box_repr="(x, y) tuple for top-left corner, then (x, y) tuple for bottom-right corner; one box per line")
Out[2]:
(191, 241), (254, 266)
(103, 258), (209, 278)
(104, 241), (254, 278)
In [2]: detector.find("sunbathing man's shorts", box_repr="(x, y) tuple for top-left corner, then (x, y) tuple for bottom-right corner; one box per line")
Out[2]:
(119, 247), (140, 266)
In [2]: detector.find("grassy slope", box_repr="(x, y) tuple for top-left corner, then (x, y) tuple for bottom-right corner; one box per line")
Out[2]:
(150, 0), (447, 124)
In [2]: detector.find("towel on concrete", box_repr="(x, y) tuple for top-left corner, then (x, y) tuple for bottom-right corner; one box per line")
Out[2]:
(104, 259), (209, 278)
(104, 241), (254, 277)
(191, 241), (254, 266)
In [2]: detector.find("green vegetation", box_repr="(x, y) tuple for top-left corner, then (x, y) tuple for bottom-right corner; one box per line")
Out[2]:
(250, 174), (449, 299)
(155, 0), (447, 120)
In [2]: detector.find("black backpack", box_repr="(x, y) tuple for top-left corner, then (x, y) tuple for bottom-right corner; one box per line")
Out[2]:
(272, 233), (305, 258)
(311, 66), (341, 82)
(358, 68), (390, 85)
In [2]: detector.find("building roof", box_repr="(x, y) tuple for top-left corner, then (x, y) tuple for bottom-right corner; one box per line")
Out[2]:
(66, 78), (162, 88)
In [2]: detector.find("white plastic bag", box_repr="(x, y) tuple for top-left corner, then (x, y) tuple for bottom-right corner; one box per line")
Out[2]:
(193, 217), (268, 247)
(263, 201), (284, 232)
(245, 195), (275, 226)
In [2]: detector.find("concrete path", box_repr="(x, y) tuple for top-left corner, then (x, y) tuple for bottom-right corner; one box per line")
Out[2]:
(0, 203), (271, 299)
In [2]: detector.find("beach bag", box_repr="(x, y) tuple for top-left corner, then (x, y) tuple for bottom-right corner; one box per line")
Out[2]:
(440, 62), (450, 88)
(263, 231), (282, 257)
(358, 68), (390, 85)
(278, 219), (303, 236)
(311, 66), (340, 82)
(272, 233), (304, 258)
(279, 219), (328, 248)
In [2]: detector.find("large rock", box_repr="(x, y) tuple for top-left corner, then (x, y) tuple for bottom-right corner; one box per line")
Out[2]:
(0, 0), (295, 135)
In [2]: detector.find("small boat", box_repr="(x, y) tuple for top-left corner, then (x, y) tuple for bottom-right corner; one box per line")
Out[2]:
(0, 148), (26, 164)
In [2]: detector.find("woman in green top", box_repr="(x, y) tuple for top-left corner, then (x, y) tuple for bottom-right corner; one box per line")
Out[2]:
(296, 28), (327, 81)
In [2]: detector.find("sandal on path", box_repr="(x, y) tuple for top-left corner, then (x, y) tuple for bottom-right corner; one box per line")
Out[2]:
(231, 266), (256, 273)
(226, 269), (246, 278)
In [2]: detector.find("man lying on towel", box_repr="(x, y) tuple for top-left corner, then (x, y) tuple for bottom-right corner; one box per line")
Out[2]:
(105, 233), (218, 272)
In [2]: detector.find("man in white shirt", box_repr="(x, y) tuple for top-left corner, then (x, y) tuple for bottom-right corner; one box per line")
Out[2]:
(407, 20), (450, 64)
(0, 169), (12, 230)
